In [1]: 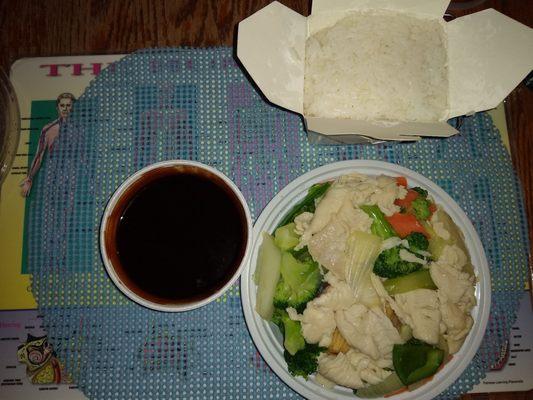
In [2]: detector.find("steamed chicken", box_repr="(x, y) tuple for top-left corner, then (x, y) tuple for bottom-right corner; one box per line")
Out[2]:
(254, 173), (476, 396)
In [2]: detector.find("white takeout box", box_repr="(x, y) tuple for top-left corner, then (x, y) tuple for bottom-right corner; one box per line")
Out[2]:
(237, 0), (533, 142)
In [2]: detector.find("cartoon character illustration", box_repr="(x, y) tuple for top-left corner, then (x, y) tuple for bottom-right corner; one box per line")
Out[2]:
(17, 334), (69, 384)
(20, 92), (76, 197)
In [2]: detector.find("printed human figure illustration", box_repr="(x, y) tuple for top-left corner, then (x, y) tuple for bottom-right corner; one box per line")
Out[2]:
(20, 92), (76, 197)
(17, 334), (69, 384)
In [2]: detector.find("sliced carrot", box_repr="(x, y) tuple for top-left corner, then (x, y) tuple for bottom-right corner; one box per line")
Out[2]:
(395, 176), (408, 187)
(394, 189), (419, 209)
(385, 213), (429, 238)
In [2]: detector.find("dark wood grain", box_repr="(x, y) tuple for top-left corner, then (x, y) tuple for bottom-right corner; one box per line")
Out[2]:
(0, 1), (531, 398)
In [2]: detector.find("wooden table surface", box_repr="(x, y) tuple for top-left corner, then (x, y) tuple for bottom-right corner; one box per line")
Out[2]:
(0, 1), (531, 399)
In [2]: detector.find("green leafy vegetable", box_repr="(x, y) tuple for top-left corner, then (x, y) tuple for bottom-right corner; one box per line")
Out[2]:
(383, 269), (437, 295)
(284, 343), (325, 379)
(254, 233), (282, 320)
(393, 339), (444, 385)
(355, 372), (405, 398)
(274, 223), (300, 250)
(360, 205), (397, 239)
(276, 181), (332, 229)
(272, 309), (305, 356)
(273, 252), (322, 313)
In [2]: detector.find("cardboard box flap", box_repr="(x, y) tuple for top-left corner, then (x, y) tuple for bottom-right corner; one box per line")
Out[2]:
(237, 2), (306, 114)
(306, 117), (457, 141)
(311, 0), (450, 19)
(447, 9), (533, 118)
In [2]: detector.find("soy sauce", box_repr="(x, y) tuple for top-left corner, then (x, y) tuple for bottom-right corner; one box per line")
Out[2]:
(111, 167), (247, 304)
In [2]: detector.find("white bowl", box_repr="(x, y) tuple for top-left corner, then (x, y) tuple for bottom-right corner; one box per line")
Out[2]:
(241, 160), (490, 400)
(100, 160), (253, 312)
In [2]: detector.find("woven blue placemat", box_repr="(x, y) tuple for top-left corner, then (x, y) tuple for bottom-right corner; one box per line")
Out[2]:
(26, 48), (529, 399)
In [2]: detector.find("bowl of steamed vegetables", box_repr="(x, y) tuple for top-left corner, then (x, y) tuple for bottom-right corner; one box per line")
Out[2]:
(241, 160), (490, 400)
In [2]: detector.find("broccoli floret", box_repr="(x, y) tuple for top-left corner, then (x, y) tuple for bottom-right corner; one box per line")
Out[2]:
(273, 278), (292, 310)
(373, 247), (422, 279)
(271, 307), (284, 330)
(290, 246), (314, 264)
(273, 252), (322, 313)
(405, 232), (429, 253)
(272, 309), (305, 355)
(411, 187), (428, 198)
(411, 197), (431, 220)
(284, 343), (325, 379)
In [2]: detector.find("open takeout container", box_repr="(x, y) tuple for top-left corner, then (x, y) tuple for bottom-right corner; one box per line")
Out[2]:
(237, 0), (533, 142)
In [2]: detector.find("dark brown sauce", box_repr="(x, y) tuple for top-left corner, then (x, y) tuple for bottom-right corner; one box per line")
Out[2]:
(104, 166), (248, 305)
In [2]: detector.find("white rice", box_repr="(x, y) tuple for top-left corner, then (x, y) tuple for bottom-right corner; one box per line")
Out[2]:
(304, 10), (449, 122)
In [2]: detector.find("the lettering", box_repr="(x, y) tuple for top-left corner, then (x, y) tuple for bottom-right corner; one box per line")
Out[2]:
(39, 63), (111, 77)
(72, 63), (102, 76)
(39, 64), (71, 77)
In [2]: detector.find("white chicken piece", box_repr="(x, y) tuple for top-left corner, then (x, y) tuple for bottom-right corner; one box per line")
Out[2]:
(290, 304), (336, 347)
(347, 175), (405, 217)
(335, 304), (403, 363)
(399, 248), (427, 265)
(380, 237), (403, 251)
(369, 176), (406, 216)
(350, 181), (378, 206)
(430, 211), (451, 240)
(336, 199), (373, 233)
(394, 289), (441, 345)
(370, 273), (410, 322)
(438, 294), (474, 354)
(307, 219), (349, 277)
(438, 244), (468, 271)
(300, 174), (404, 265)
(293, 211), (314, 235)
(336, 172), (368, 186)
(302, 173), (406, 237)
(306, 198), (372, 277)
(318, 352), (364, 389)
(286, 273), (355, 347)
(430, 262), (476, 309)
(313, 272), (355, 310)
(318, 350), (392, 389)
(299, 185), (350, 248)
(430, 260), (476, 354)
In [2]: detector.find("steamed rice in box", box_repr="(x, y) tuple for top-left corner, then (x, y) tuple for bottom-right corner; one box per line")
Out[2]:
(304, 10), (449, 122)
